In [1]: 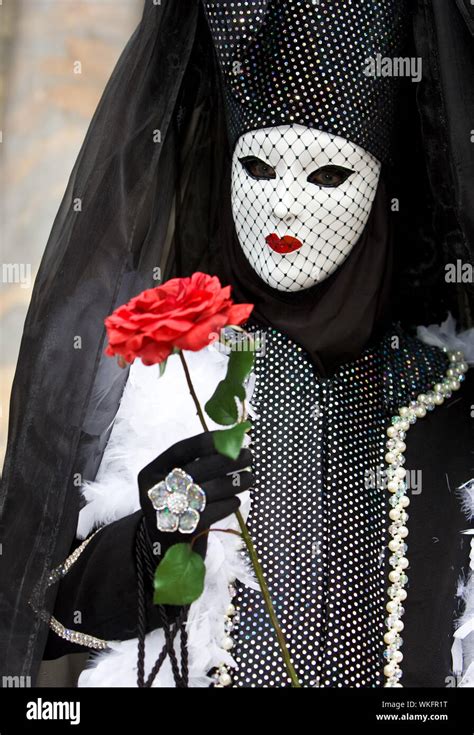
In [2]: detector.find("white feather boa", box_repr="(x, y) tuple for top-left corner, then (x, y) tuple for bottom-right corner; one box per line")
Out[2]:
(452, 480), (474, 688)
(77, 346), (257, 687)
(417, 313), (474, 365)
(76, 319), (474, 687)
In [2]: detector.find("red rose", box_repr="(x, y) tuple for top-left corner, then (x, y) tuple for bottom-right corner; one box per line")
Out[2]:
(104, 272), (254, 365)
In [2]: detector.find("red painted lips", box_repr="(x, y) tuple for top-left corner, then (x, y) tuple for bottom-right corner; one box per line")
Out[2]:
(265, 233), (303, 254)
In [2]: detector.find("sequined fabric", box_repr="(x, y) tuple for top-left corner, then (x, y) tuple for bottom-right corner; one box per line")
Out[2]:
(230, 327), (448, 687)
(202, 0), (409, 162)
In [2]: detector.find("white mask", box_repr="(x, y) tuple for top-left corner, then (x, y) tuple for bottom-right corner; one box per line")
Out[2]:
(231, 124), (381, 292)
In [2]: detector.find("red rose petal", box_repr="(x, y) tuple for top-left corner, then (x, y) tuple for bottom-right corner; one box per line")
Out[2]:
(104, 273), (255, 365)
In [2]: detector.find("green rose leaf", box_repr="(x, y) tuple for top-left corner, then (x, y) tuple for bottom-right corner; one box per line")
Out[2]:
(212, 420), (252, 460)
(204, 347), (255, 426)
(153, 543), (205, 606)
(205, 379), (245, 426)
(226, 347), (255, 385)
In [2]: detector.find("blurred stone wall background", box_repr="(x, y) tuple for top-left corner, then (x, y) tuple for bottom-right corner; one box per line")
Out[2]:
(0, 0), (141, 467)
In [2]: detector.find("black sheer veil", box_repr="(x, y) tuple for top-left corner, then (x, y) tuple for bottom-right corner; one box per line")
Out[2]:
(0, 0), (226, 681)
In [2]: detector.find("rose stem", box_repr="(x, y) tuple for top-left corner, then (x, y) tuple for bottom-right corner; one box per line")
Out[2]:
(179, 351), (209, 432)
(234, 512), (301, 688)
(178, 350), (301, 688)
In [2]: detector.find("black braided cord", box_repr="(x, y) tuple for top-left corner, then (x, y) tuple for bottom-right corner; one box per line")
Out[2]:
(135, 517), (189, 687)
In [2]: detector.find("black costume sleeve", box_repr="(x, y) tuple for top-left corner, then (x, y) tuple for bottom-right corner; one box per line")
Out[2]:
(42, 511), (178, 660)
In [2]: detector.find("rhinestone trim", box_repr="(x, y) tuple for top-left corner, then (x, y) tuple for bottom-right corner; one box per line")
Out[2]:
(29, 527), (109, 651)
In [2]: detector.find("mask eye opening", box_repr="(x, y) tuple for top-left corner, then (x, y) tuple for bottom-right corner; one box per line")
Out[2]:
(239, 155), (277, 181)
(306, 164), (354, 188)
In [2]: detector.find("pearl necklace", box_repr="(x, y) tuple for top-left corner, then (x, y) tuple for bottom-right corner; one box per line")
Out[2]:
(383, 349), (468, 687)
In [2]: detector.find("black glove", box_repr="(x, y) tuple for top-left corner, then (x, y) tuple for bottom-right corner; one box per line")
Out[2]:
(138, 432), (253, 560)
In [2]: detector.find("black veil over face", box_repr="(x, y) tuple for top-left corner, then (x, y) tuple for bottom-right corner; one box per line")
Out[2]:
(1, 0), (473, 682)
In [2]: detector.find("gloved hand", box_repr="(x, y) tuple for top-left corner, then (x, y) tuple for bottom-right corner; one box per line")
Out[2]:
(138, 432), (253, 560)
